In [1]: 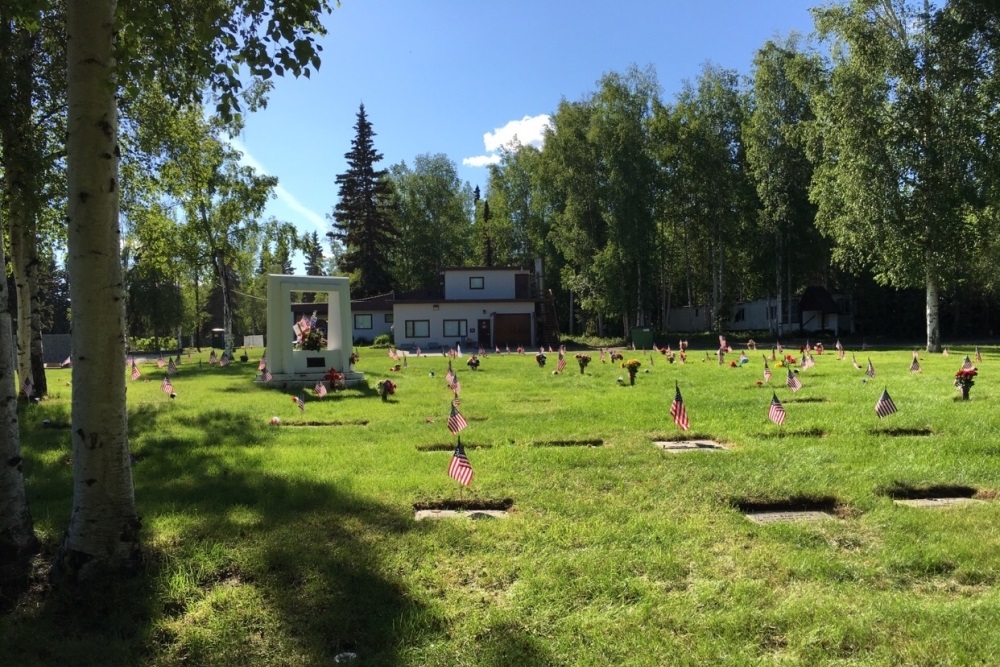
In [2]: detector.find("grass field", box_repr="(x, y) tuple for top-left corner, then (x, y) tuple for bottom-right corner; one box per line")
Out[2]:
(3, 342), (1000, 666)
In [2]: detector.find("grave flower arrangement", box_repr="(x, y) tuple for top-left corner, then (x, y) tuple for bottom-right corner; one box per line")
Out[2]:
(467, 355), (481, 370)
(324, 368), (345, 390)
(349, 351), (360, 366)
(955, 367), (977, 399)
(610, 351), (624, 362)
(575, 353), (591, 374)
(376, 378), (396, 401)
(535, 352), (547, 367)
(300, 327), (326, 351)
(621, 358), (642, 385)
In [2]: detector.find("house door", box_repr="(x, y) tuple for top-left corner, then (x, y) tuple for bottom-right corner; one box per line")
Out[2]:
(477, 319), (491, 348)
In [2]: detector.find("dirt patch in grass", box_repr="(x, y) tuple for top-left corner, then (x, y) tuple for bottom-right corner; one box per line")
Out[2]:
(877, 483), (977, 500)
(869, 426), (933, 436)
(530, 438), (604, 448)
(468, 416), (489, 422)
(732, 495), (839, 514)
(280, 419), (369, 427)
(784, 397), (829, 403)
(416, 442), (494, 452)
(413, 498), (513, 511)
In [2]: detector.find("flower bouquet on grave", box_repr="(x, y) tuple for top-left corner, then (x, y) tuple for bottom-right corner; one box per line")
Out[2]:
(575, 353), (591, 374)
(535, 352), (547, 367)
(610, 351), (624, 363)
(349, 351), (360, 366)
(954, 368), (977, 400)
(300, 327), (327, 351)
(621, 359), (642, 385)
(376, 379), (396, 402)
(324, 367), (346, 390)
(466, 355), (481, 371)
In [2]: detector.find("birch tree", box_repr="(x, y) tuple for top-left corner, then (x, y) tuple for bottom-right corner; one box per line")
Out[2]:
(805, 0), (987, 351)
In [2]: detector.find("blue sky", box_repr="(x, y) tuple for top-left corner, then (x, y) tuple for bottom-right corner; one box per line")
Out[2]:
(234, 1), (822, 250)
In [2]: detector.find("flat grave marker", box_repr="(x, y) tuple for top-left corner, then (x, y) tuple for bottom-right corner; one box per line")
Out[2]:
(654, 439), (727, 453)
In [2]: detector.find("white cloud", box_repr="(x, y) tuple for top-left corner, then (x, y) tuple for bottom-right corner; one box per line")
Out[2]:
(463, 114), (552, 168)
(462, 154), (502, 168)
(226, 137), (328, 235)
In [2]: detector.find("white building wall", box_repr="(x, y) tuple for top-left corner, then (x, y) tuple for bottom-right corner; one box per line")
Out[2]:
(350, 310), (393, 342)
(443, 270), (522, 300)
(393, 301), (534, 349)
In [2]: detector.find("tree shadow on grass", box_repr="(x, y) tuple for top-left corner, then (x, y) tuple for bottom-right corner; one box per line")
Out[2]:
(4, 408), (444, 666)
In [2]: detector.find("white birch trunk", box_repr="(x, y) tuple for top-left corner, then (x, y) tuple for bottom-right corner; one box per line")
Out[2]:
(55, 0), (141, 581)
(926, 265), (940, 353)
(0, 237), (37, 593)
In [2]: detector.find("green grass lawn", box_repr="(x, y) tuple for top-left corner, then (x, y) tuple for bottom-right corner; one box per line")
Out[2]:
(4, 344), (1000, 666)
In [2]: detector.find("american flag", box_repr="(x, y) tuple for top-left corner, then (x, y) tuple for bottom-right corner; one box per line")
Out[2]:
(61, 355), (71, 368)
(962, 356), (975, 371)
(875, 388), (897, 418)
(852, 353), (861, 370)
(669, 384), (690, 431)
(802, 354), (815, 370)
(161, 376), (173, 394)
(130, 363), (141, 381)
(416, 347), (422, 356)
(866, 358), (876, 378)
(835, 339), (844, 354)
(448, 439), (474, 486)
(315, 382), (328, 397)
(295, 395), (305, 413)
(125, 355), (133, 367)
(909, 357), (921, 373)
(209, 350), (217, 365)
(447, 403), (468, 435)
(599, 348), (606, 363)
(21, 376), (33, 398)
(976, 346), (983, 363)
(768, 393), (786, 425)
(220, 353), (230, 367)
(258, 355), (268, 371)
(786, 369), (802, 392)
(452, 397), (461, 408)
(763, 358), (772, 383)
(261, 368), (273, 382)
(168, 358), (177, 375)
(942, 348), (949, 356)
(445, 365), (456, 386)
(156, 356), (165, 368)
(556, 357), (567, 373)
(649, 353), (654, 366)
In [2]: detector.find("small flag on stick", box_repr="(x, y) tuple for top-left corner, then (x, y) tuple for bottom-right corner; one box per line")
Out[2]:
(786, 368), (802, 392)
(294, 395), (305, 413)
(261, 368), (273, 382)
(669, 383), (690, 431)
(962, 355), (975, 371)
(768, 393), (786, 425)
(875, 388), (897, 418)
(21, 377), (33, 398)
(161, 376), (173, 395)
(315, 382), (328, 397)
(447, 402), (468, 435)
(168, 358), (177, 375)
(130, 363), (141, 381)
(976, 346), (983, 363)
(866, 358), (876, 378)
(258, 356), (268, 372)
(763, 356), (772, 383)
(448, 438), (474, 486)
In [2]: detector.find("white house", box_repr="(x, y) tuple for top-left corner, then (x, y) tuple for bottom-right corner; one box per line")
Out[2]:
(351, 267), (543, 350)
(665, 287), (853, 335)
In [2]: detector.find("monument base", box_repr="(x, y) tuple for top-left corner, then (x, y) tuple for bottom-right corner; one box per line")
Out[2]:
(256, 370), (366, 388)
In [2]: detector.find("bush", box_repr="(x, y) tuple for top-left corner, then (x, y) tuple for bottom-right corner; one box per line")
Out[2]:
(371, 333), (394, 348)
(127, 336), (176, 353)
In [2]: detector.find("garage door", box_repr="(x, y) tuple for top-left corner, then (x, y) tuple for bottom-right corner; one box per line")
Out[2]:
(493, 313), (532, 348)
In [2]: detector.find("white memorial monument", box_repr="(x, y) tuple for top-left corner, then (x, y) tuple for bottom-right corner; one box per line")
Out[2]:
(262, 274), (364, 385)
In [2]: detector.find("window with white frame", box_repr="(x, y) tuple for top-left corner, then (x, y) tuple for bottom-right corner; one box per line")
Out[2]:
(469, 276), (484, 289)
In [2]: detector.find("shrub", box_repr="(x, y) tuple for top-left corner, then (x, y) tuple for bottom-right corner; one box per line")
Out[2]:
(371, 333), (394, 348)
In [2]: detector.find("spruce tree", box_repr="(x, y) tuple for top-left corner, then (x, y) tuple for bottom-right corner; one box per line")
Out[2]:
(331, 104), (397, 297)
(303, 230), (326, 276)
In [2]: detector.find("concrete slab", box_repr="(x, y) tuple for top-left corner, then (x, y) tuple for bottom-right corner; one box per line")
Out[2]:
(414, 509), (509, 521)
(654, 440), (726, 452)
(744, 510), (833, 524)
(893, 497), (982, 508)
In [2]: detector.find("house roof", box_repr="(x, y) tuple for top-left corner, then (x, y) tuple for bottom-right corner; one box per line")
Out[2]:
(350, 294), (395, 311)
(799, 286), (839, 313)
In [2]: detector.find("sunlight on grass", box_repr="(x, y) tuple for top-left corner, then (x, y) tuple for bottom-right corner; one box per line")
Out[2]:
(5, 345), (1000, 665)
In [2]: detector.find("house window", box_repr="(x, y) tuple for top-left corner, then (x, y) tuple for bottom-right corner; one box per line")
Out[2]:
(405, 320), (430, 338)
(385, 314), (394, 324)
(443, 320), (468, 337)
(354, 314), (373, 330)
(734, 308), (745, 323)
(469, 277), (484, 290)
